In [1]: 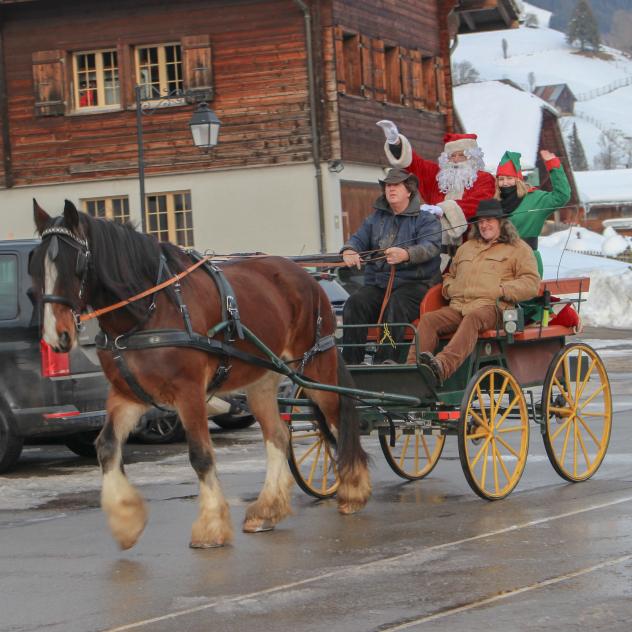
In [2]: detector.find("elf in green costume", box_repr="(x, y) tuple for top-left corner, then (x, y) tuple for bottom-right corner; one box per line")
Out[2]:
(495, 149), (571, 276)
(495, 149), (571, 323)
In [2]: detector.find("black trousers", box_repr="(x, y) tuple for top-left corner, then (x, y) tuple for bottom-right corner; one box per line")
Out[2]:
(341, 282), (430, 364)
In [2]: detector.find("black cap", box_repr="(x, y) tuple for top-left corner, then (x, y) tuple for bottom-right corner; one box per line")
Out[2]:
(473, 198), (504, 220)
(379, 168), (419, 189)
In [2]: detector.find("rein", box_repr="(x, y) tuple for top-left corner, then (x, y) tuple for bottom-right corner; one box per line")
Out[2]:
(80, 255), (211, 322)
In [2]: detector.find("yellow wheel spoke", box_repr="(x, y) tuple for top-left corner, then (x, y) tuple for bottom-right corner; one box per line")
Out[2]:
(576, 414), (602, 449)
(496, 433), (520, 459)
(576, 423), (591, 471)
(307, 440), (323, 485)
(575, 357), (597, 402)
(492, 440), (500, 494)
(573, 419), (579, 477)
(414, 432), (420, 472)
(552, 376), (574, 407)
(480, 441), (490, 490)
(550, 415), (572, 442)
(560, 416), (573, 465)
(493, 377), (510, 421)
(581, 411), (607, 418)
(293, 431), (322, 439)
(322, 446), (329, 493)
(471, 435), (492, 468)
(468, 431), (488, 440)
(579, 383), (606, 411)
(475, 385), (489, 425)
(469, 408), (491, 433)
(495, 394), (520, 431)
(495, 441), (512, 482)
(564, 356), (573, 403)
(574, 349), (583, 404)
(497, 425), (525, 434)
(399, 433), (412, 468)
(296, 438), (320, 465)
(421, 435), (431, 462)
(549, 405), (572, 416)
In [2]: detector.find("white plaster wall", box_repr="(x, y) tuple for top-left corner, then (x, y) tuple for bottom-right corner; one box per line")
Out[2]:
(0, 161), (385, 253)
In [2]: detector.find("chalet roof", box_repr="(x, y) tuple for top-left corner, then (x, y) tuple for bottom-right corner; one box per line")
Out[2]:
(574, 169), (632, 205)
(533, 84), (576, 102)
(456, 0), (522, 33)
(453, 80), (557, 172)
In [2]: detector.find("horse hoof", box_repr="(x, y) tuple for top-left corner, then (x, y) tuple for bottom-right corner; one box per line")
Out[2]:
(242, 519), (275, 533)
(189, 540), (225, 549)
(338, 502), (363, 515)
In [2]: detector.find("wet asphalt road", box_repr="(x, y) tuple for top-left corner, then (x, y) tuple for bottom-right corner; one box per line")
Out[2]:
(1, 330), (631, 632)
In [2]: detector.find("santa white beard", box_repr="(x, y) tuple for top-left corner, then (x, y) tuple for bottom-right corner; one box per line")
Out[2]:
(436, 156), (480, 195)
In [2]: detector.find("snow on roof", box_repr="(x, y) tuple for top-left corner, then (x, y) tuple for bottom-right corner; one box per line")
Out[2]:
(574, 169), (632, 204)
(454, 80), (555, 171)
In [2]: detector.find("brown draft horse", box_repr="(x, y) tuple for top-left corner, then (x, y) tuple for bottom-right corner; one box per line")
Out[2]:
(30, 200), (370, 550)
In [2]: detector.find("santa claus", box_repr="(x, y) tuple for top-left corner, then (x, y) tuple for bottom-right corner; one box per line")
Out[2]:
(378, 120), (496, 257)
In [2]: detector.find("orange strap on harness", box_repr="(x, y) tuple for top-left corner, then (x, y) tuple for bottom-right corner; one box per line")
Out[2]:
(80, 255), (211, 322)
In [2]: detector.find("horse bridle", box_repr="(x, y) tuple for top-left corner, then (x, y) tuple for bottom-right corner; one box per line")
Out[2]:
(40, 225), (91, 327)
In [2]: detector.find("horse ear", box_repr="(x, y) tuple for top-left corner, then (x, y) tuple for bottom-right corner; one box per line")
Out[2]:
(33, 199), (50, 235)
(63, 199), (80, 230)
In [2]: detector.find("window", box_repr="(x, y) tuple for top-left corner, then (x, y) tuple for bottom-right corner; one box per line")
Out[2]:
(342, 33), (362, 96)
(146, 191), (194, 247)
(82, 197), (130, 223)
(136, 44), (183, 100)
(0, 255), (18, 320)
(385, 46), (401, 104)
(73, 50), (120, 109)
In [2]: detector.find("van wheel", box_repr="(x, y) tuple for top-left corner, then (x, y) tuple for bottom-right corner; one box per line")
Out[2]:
(64, 431), (99, 458)
(0, 410), (24, 473)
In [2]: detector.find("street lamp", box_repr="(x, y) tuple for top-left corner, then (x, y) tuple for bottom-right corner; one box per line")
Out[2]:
(135, 86), (221, 234)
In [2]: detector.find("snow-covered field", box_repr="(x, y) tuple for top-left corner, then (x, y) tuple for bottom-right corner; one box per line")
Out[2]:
(453, 6), (632, 164)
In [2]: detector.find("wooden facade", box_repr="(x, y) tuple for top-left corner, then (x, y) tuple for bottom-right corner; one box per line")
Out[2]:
(0, 0), (455, 189)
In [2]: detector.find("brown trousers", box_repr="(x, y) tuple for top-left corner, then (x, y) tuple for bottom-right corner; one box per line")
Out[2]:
(407, 305), (501, 379)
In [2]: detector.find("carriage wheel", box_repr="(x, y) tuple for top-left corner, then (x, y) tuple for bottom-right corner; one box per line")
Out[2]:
(458, 366), (529, 500)
(379, 426), (445, 481)
(286, 387), (340, 499)
(542, 343), (612, 482)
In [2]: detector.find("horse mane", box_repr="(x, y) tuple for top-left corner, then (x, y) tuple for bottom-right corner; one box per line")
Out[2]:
(80, 212), (189, 319)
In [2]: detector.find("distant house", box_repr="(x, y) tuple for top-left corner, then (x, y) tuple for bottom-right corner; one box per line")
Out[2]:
(453, 80), (579, 224)
(533, 84), (577, 115)
(456, 0), (521, 32)
(574, 169), (632, 235)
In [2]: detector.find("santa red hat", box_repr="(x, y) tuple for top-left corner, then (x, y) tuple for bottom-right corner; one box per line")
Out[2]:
(443, 133), (479, 155)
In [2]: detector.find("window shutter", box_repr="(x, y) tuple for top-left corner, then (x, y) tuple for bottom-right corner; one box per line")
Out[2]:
(399, 47), (412, 107)
(360, 35), (373, 99)
(182, 35), (213, 100)
(410, 50), (424, 110)
(372, 39), (386, 103)
(422, 56), (437, 111)
(334, 27), (346, 94)
(32, 50), (66, 116)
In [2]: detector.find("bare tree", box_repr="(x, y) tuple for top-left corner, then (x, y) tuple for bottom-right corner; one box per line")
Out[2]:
(451, 61), (480, 86)
(528, 71), (536, 92)
(501, 38), (508, 59)
(593, 134), (623, 170)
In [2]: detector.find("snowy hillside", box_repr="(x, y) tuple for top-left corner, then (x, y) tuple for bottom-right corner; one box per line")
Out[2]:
(452, 8), (632, 168)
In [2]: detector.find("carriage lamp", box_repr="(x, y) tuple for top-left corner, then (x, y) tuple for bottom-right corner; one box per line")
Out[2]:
(189, 102), (221, 150)
(503, 306), (524, 338)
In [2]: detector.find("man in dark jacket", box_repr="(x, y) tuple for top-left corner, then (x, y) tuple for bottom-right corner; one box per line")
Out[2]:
(341, 168), (442, 363)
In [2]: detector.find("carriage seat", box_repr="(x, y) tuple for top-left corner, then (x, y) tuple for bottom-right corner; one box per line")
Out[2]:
(418, 277), (589, 341)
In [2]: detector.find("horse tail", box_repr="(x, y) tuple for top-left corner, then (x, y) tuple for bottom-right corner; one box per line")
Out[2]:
(334, 349), (369, 473)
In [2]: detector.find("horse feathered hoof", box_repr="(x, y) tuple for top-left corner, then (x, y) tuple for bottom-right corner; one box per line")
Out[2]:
(189, 540), (226, 549)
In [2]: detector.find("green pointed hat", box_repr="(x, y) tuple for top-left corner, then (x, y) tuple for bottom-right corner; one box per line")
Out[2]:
(496, 151), (524, 179)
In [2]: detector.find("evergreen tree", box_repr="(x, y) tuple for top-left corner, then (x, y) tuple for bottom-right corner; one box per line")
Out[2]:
(567, 0), (601, 51)
(568, 123), (589, 170)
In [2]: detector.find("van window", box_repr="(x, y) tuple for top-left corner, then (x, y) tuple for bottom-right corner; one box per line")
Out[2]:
(0, 254), (18, 320)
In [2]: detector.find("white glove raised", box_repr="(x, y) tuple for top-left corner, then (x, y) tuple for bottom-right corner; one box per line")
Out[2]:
(420, 204), (444, 218)
(376, 120), (400, 144)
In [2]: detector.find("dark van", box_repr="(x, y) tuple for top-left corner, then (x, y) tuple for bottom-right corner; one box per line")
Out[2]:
(0, 239), (110, 472)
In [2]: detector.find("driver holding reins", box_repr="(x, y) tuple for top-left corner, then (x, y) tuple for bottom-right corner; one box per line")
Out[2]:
(340, 168), (442, 364)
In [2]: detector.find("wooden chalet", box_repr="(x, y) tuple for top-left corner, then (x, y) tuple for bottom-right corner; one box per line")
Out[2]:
(0, 0), (459, 253)
(533, 84), (577, 116)
(455, 0), (521, 33)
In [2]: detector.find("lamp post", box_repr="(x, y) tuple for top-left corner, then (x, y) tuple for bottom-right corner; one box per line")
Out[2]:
(135, 86), (221, 234)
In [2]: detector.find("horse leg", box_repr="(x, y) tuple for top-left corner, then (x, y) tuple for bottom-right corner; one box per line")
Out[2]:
(303, 349), (371, 515)
(179, 394), (233, 548)
(96, 392), (148, 550)
(242, 372), (294, 533)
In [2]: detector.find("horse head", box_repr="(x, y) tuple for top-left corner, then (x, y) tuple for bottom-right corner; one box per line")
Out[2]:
(31, 199), (91, 352)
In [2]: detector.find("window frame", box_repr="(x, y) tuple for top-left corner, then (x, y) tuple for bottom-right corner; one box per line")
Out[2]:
(0, 254), (19, 321)
(145, 190), (194, 247)
(81, 196), (130, 223)
(135, 42), (184, 102)
(71, 48), (121, 112)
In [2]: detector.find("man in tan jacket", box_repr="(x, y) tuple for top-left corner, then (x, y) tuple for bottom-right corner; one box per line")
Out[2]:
(407, 198), (540, 384)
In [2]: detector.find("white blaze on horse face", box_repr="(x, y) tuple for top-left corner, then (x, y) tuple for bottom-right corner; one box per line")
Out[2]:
(42, 255), (61, 347)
